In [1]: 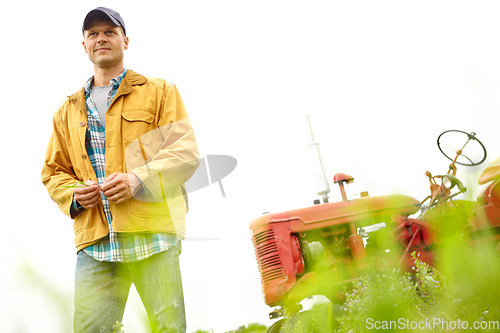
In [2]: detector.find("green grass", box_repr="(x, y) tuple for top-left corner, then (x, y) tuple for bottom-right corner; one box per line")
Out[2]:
(192, 323), (268, 333)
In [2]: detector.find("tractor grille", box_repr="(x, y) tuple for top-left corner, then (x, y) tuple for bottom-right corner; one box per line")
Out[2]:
(254, 229), (284, 282)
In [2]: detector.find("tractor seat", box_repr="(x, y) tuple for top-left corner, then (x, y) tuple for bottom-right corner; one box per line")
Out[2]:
(334, 173), (354, 184)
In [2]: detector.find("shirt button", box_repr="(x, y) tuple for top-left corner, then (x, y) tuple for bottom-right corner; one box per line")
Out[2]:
(80, 121), (85, 127)
(82, 154), (87, 159)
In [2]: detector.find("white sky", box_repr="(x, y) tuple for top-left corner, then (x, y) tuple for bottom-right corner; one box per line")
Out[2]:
(2, 1), (500, 332)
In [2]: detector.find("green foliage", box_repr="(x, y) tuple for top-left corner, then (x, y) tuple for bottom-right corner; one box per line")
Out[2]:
(333, 245), (500, 333)
(193, 323), (267, 333)
(224, 322), (268, 333)
(336, 253), (444, 332)
(112, 321), (124, 333)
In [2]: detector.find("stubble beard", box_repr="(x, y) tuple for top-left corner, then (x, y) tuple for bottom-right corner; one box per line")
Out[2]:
(91, 53), (124, 69)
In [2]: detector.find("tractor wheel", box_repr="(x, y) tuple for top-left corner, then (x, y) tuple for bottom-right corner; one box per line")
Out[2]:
(278, 307), (339, 333)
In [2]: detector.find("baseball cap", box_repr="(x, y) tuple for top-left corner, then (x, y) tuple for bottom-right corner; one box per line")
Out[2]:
(83, 7), (126, 35)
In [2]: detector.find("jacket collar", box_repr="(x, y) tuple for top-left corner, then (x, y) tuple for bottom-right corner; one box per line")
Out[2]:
(113, 69), (147, 98)
(68, 69), (148, 113)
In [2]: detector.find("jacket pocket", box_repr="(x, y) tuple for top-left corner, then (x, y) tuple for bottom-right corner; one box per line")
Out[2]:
(73, 210), (91, 236)
(121, 109), (155, 144)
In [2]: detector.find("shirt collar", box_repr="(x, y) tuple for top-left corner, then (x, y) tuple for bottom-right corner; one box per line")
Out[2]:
(84, 69), (128, 95)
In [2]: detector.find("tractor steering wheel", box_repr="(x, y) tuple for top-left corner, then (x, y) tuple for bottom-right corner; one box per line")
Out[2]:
(437, 130), (487, 166)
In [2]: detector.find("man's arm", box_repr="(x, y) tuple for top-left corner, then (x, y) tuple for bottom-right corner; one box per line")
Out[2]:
(103, 82), (200, 203)
(131, 83), (200, 196)
(41, 111), (91, 217)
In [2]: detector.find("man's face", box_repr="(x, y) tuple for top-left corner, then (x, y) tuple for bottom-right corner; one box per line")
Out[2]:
(82, 21), (129, 69)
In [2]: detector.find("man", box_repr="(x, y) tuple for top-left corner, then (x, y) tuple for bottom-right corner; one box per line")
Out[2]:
(41, 7), (199, 333)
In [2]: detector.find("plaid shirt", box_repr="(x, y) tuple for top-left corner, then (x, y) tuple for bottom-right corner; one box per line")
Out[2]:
(80, 69), (177, 262)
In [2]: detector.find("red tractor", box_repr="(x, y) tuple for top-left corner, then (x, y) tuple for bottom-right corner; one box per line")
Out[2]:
(250, 130), (500, 332)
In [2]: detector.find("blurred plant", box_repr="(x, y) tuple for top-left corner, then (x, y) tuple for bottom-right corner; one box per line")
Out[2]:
(334, 240), (500, 333)
(19, 259), (73, 332)
(225, 322), (268, 333)
(335, 252), (444, 332)
(112, 321), (124, 333)
(193, 323), (267, 333)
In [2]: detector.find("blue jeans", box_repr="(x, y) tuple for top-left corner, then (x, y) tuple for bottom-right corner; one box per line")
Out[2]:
(74, 245), (186, 333)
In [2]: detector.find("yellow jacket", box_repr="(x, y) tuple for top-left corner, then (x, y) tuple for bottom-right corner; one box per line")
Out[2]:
(41, 70), (200, 252)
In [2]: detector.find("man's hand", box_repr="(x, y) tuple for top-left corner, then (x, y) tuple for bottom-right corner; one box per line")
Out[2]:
(74, 180), (101, 209)
(101, 172), (142, 204)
